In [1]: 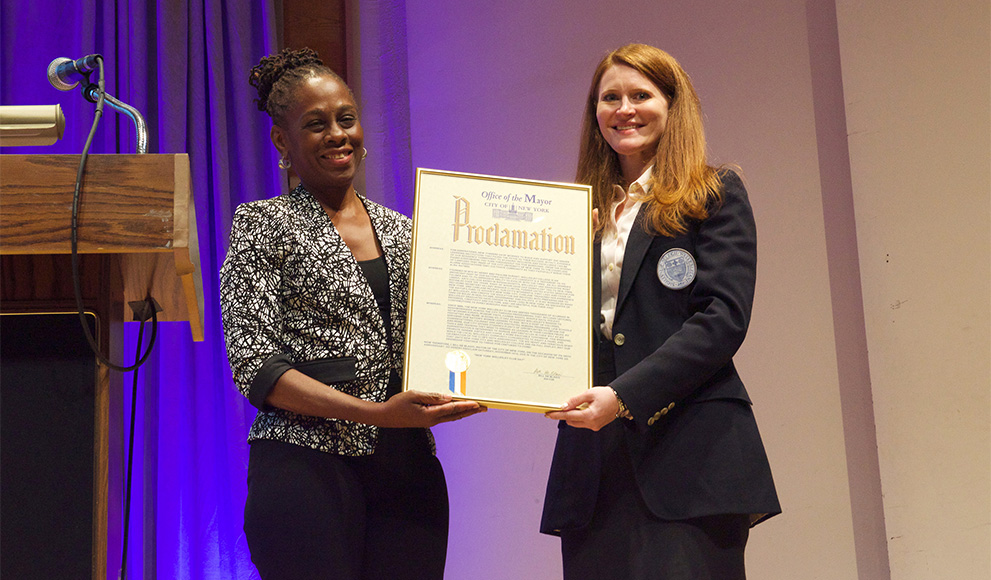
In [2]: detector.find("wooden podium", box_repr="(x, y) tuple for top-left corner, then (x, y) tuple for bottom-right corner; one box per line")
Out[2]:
(0, 154), (204, 580)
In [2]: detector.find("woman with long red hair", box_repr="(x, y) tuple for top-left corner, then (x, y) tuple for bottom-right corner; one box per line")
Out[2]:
(543, 44), (781, 580)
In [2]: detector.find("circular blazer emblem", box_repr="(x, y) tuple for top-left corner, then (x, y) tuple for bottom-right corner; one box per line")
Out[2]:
(657, 248), (697, 290)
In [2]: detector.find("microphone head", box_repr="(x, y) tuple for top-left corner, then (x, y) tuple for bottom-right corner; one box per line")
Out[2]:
(48, 57), (78, 91)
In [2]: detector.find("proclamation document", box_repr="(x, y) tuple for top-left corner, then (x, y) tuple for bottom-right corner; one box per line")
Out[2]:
(403, 168), (592, 412)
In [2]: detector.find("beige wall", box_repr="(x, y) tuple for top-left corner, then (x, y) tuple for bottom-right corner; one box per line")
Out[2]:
(836, 0), (991, 578)
(353, 0), (991, 577)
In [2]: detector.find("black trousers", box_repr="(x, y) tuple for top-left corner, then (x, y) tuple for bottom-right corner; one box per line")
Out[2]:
(244, 428), (448, 580)
(560, 422), (750, 580)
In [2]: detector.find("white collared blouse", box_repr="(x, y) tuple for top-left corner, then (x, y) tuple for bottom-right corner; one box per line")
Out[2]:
(600, 166), (652, 340)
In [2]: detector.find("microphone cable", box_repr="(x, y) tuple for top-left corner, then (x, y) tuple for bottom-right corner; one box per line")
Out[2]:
(70, 55), (160, 371)
(118, 320), (152, 580)
(65, 54), (159, 580)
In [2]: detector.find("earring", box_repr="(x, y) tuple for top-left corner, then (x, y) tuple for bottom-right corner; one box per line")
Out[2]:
(278, 156), (292, 169)
(361, 147), (368, 160)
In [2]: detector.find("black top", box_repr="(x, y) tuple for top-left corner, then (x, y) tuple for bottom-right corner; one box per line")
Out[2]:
(358, 255), (402, 398)
(357, 255), (391, 324)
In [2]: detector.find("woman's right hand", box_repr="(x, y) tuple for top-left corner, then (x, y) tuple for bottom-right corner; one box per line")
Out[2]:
(372, 390), (487, 428)
(544, 386), (619, 431)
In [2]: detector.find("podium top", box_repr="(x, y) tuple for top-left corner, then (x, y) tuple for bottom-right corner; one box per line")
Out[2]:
(0, 154), (205, 341)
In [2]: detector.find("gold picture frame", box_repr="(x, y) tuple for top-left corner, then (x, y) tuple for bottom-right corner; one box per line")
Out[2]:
(403, 168), (593, 412)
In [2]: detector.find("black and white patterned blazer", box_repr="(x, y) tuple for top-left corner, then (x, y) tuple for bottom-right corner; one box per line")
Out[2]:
(220, 185), (416, 456)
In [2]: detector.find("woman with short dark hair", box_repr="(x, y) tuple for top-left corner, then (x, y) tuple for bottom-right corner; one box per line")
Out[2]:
(221, 48), (484, 580)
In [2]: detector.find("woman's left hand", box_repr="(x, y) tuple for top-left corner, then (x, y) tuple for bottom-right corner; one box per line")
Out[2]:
(545, 386), (619, 431)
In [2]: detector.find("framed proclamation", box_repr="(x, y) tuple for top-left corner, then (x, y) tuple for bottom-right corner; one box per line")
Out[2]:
(403, 168), (592, 412)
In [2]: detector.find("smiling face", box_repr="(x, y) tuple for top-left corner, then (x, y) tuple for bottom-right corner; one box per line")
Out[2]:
(270, 74), (363, 199)
(595, 64), (670, 182)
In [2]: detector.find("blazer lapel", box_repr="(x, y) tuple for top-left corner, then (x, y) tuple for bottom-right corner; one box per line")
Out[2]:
(616, 205), (651, 314)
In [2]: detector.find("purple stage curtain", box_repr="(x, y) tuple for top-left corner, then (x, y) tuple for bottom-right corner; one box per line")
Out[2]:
(352, 0), (415, 215)
(2, 1), (280, 578)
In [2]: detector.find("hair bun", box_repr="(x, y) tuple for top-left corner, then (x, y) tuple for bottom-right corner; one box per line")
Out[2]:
(249, 48), (325, 113)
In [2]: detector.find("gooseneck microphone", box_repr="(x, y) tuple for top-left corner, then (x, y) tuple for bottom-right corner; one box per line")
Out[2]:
(47, 54), (102, 91)
(45, 54), (149, 153)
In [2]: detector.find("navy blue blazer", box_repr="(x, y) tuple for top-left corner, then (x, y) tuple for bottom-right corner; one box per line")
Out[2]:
(541, 171), (780, 534)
